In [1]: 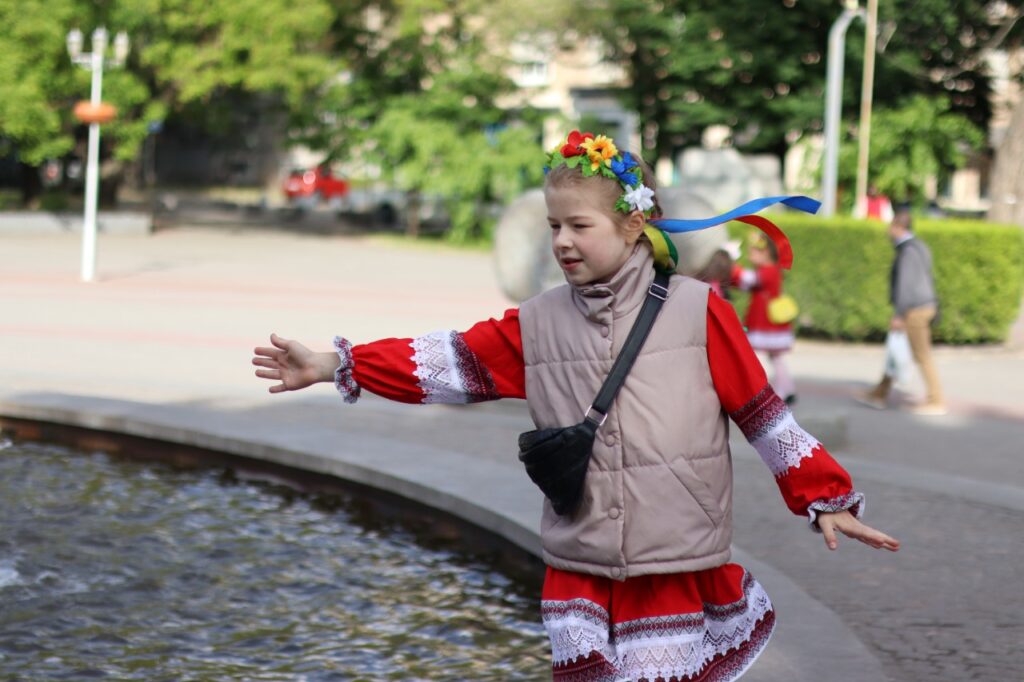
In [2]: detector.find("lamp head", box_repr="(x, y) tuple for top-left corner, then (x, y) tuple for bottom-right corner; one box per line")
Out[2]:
(114, 32), (130, 64)
(66, 29), (83, 59)
(92, 27), (108, 54)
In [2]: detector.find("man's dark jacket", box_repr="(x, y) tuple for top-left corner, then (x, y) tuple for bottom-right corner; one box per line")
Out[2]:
(890, 236), (937, 315)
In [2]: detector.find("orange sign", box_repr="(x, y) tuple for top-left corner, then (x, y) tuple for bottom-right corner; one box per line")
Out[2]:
(73, 101), (118, 124)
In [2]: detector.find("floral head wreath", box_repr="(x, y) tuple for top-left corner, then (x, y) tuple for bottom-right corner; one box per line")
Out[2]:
(544, 130), (657, 218)
(545, 130), (823, 274)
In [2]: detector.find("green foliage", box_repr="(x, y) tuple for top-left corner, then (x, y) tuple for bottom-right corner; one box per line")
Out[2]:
(0, 0), (80, 163)
(369, 106), (545, 242)
(741, 214), (1024, 344)
(300, 0), (546, 242)
(0, 0), (336, 166)
(594, 0), (1003, 159)
(837, 96), (985, 204)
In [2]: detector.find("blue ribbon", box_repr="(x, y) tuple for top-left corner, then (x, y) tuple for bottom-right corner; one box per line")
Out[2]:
(651, 195), (821, 233)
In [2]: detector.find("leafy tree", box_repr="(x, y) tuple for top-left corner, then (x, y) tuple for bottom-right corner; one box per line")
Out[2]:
(0, 0), (337, 204)
(590, 0), (1000, 162)
(836, 95), (984, 204)
(294, 0), (546, 241)
(0, 0), (81, 202)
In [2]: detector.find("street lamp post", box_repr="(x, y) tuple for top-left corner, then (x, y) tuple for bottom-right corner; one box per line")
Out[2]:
(66, 27), (129, 283)
(821, 2), (865, 218)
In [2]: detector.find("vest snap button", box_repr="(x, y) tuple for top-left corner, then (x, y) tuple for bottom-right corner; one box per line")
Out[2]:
(601, 325), (610, 337)
(611, 567), (622, 578)
(604, 433), (616, 446)
(609, 507), (620, 519)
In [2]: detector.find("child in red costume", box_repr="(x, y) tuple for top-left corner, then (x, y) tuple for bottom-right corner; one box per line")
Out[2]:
(732, 233), (797, 404)
(253, 132), (898, 682)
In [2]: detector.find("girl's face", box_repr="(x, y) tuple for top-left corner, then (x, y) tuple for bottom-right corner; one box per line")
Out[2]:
(545, 182), (644, 286)
(749, 246), (770, 267)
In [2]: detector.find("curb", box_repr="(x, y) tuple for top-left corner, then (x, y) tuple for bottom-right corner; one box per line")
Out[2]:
(0, 211), (152, 235)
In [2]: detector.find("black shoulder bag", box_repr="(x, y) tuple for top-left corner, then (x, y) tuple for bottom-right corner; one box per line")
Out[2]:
(518, 271), (671, 516)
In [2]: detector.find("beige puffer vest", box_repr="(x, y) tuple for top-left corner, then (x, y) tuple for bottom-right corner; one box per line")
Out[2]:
(519, 246), (732, 580)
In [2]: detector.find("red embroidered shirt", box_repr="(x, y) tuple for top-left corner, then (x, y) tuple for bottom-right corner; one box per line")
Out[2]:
(336, 292), (862, 524)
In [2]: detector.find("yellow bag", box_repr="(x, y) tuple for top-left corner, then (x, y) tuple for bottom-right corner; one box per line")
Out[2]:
(767, 294), (799, 325)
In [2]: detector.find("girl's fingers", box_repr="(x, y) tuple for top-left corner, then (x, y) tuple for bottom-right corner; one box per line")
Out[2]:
(268, 383), (287, 394)
(254, 346), (283, 359)
(270, 333), (290, 350)
(839, 520), (901, 552)
(252, 357), (279, 369)
(820, 520), (839, 550)
(255, 369), (280, 381)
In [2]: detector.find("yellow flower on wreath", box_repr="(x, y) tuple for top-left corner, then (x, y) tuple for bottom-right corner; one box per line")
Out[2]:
(580, 135), (618, 171)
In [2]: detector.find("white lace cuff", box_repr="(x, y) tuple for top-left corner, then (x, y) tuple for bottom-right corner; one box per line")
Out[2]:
(332, 336), (360, 404)
(807, 491), (865, 531)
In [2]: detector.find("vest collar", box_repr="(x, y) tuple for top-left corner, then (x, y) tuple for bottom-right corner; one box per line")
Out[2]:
(571, 244), (656, 322)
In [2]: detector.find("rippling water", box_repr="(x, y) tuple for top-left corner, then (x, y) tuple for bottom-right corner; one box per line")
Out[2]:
(0, 438), (549, 680)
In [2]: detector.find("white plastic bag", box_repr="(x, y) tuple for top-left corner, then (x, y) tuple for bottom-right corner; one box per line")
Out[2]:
(884, 330), (914, 385)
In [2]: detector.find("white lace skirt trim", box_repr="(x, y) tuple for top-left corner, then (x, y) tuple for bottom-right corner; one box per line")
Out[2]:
(746, 330), (794, 350)
(544, 572), (775, 682)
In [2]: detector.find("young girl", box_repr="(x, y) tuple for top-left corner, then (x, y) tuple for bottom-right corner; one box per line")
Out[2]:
(732, 232), (799, 405)
(253, 131), (899, 682)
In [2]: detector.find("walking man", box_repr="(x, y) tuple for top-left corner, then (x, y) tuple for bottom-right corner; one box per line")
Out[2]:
(860, 207), (946, 415)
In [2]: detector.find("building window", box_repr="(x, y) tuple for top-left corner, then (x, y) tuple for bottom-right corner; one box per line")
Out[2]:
(516, 61), (549, 87)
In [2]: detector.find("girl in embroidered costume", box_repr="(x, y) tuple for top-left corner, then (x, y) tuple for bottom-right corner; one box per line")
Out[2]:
(253, 131), (899, 682)
(731, 232), (799, 404)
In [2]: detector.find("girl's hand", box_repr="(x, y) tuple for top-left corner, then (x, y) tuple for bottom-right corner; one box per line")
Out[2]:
(816, 510), (900, 552)
(252, 333), (338, 393)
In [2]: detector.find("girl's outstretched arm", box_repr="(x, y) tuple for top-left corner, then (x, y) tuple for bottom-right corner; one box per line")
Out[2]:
(705, 292), (899, 552)
(253, 309), (526, 404)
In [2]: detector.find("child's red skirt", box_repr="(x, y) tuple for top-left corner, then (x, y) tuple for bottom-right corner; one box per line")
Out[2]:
(542, 563), (774, 682)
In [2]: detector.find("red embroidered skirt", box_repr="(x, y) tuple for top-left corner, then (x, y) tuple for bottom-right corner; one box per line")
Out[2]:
(542, 563), (774, 682)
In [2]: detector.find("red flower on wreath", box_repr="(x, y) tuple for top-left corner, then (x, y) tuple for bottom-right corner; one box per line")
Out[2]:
(560, 130), (595, 157)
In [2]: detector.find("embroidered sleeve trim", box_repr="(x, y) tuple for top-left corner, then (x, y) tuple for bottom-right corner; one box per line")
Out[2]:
(807, 492), (866, 531)
(410, 330), (500, 404)
(332, 336), (361, 404)
(731, 386), (820, 476)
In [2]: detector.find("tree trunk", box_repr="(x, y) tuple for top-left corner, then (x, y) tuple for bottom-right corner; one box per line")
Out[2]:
(18, 162), (42, 208)
(404, 190), (420, 238)
(988, 97), (1024, 226)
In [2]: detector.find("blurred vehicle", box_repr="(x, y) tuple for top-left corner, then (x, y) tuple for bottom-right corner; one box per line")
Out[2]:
(283, 165), (349, 207)
(341, 187), (450, 232)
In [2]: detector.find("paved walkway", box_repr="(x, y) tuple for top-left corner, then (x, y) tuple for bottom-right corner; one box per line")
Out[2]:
(2, 228), (1022, 681)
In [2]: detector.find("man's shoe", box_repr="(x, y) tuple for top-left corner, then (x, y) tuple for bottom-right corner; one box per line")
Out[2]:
(911, 402), (948, 416)
(855, 393), (887, 410)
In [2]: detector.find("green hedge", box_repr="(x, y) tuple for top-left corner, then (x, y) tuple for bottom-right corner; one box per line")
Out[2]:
(730, 215), (1024, 344)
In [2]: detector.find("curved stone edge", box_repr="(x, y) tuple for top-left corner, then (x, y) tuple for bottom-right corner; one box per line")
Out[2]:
(0, 395), (543, 560)
(0, 393), (891, 682)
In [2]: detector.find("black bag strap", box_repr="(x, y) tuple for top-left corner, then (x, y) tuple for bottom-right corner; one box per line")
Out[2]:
(582, 270), (671, 429)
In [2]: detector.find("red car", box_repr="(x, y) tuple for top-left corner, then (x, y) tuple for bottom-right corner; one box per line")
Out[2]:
(283, 165), (349, 204)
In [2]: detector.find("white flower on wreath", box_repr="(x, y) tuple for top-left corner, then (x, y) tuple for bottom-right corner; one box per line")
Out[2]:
(623, 184), (655, 213)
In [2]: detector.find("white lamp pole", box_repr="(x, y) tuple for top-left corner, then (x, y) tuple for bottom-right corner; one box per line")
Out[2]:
(66, 27), (129, 282)
(821, 2), (865, 217)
